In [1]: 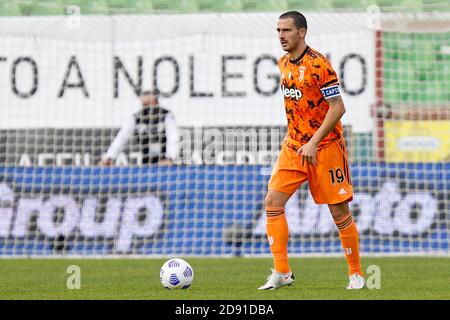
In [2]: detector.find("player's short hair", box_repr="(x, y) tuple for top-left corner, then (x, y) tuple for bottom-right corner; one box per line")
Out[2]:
(141, 89), (160, 97)
(279, 11), (307, 29)
(140, 89), (160, 106)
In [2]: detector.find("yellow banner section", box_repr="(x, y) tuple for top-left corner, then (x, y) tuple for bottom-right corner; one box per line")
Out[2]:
(385, 121), (450, 162)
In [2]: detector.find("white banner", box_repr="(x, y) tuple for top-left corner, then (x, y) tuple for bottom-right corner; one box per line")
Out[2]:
(0, 13), (374, 132)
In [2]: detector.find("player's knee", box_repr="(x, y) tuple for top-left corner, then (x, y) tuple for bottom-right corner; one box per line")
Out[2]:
(328, 201), (351, 220)
(264, 193), (284, 208)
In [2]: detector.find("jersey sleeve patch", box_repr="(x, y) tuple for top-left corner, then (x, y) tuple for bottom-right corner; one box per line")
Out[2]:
(320, 84), (341, 99)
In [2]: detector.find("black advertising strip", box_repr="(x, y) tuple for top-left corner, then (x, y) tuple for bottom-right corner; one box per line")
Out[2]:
(0, 300), (446, 319)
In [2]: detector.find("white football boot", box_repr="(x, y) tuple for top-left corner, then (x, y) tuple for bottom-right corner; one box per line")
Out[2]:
(257, 269), (295, 290)
(346, 273), (366, 290)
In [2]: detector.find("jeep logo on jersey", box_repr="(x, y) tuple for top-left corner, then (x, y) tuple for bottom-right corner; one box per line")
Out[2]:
(281, 85), (302, 100)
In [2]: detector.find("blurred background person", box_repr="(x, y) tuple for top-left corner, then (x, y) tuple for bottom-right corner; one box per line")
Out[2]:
(99, 89), (178, 166)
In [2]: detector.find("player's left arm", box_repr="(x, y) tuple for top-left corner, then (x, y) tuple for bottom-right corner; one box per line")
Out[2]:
(161, 111), (178, 164)
(311, 95), (345, 145)
(297, 96), (345, 166)
(297, 56), (345, 166)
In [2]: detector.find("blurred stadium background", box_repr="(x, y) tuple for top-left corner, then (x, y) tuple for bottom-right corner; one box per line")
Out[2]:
(0, 0), (448, 257)
(0, 0), (448, 14)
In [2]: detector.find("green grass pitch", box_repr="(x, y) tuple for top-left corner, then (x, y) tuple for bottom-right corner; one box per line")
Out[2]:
(0, 257), (448, 300)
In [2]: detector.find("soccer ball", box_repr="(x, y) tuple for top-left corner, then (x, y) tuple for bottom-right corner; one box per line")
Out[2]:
(160, 258), (194, 289)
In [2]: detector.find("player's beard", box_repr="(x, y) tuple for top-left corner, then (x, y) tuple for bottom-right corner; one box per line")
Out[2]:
(281, 42), (293, 53)
(283, 39), (300, 54)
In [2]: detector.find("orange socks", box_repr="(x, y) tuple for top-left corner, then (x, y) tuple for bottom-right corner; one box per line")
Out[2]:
(265, 207), (361, 276)
(335, 213), (363, 276)
(265, 206), (290, 274)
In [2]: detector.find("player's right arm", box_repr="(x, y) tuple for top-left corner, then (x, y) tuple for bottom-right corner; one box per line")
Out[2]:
(278, 55), (290, 143)
(99, 115), (135, 166)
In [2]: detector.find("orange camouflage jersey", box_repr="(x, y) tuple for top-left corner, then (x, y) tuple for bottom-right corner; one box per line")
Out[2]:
(279, 46), (343, 148)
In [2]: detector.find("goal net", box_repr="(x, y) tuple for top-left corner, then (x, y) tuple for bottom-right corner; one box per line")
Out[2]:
(0, 3), (448, 257)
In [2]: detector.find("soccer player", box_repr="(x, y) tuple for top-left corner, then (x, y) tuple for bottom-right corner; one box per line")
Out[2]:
(258, 11), (365, 290)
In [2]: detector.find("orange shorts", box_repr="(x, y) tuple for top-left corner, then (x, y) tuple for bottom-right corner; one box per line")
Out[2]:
(268, 137), (353, 205)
